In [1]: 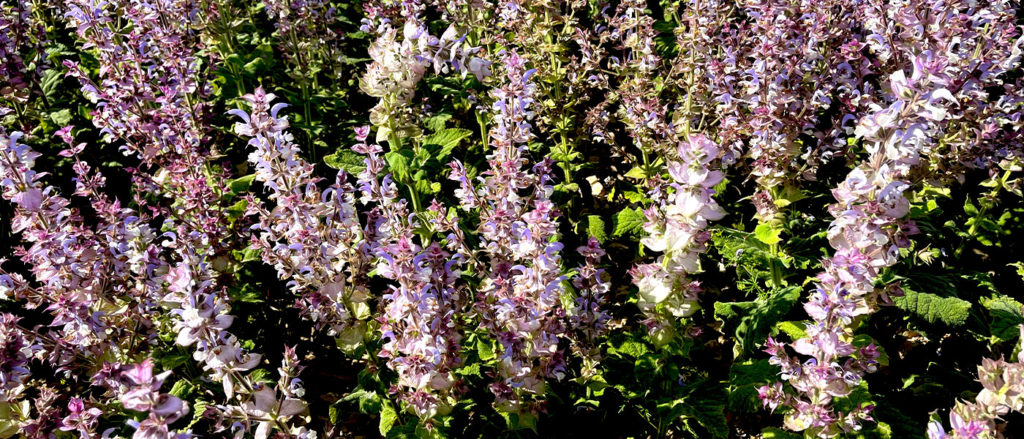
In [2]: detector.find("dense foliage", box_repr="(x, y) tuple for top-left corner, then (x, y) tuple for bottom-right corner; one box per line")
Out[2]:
(2, 0), (1024, 438)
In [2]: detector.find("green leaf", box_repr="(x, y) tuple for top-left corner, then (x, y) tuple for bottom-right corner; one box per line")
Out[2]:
(336, 323), (367, 354)
(607, 336), (650, 358)
(379, 402), (398, 436)
(456, 362), (482, 378)
(0, 401), (27, 438)
(249, 368), (272, 383)
(343, 389), (382, 414)
(169, 380), (193, 398)
(728, 359), (778, 413)
(512, 412), (539, 433)
(324, 149), (367, 175)
(624, 166), (647, 180)
(424, 113), (453, 132)
(225, 199), (248, 221)
(586, 215), (607, 243)
(623, 190), (650, 204)
(612, 208), (646, 237)
(754, 223), (782, 246)
(225, 53), (243, 69)
(235, 246), (262, 263)
(549, 147), (582, 164)
(690, 397), (729, 438)
(157, 349), (191, 370)
(554, 182), (580, 195)
(49, 109), (72, 126)
(188, 401), (208, 429)
(477, 338), (497, 361)
(229, 283), (264, 304)
(414, 178), (441, 195)
(386, 422), (420, 439)
(714, 286), (801, 356)
(775, 321), (808, 341)
(1011, 262), (1024, 282)
(40, 68), (63, 99)
(413, 148), (433, 168)
(423, 128), (472, 160)
(243, 57), (268, 76)
(964, 199), (979, 216)
(713, 301), (757, 322)
(982, 295), (1024, 342)
(670, 380), (729, 438)
(712, 227), (779, 291)
(773, 184), (806, 208)
(385, 150), (412, 182)
(329, 404), (340, 424)
(893, 289), (971, 326)
(833, 380), (875, 417)
(227, 174), (256, 195)
(860, 422), (894, 439)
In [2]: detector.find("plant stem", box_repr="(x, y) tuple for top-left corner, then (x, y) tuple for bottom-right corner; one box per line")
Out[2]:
(770, 242), (783, 289)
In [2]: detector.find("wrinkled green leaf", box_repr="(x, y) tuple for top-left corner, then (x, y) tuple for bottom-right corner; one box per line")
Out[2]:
(423, 128), (472, 160)
(477, 338), (497, 361)
(249, 368), (271, 383)
(671, 380), (729, 438)
(982, 295), (1024, 342)
(613, 207), (645, 237)
(715, 286), (801, 356)
(343, 389), (382, 415)
(893, 289), (971, 326)
(385, 150), (412, 182)
(169, 380), (193, 398)
(775, 321), (808, 341)
(188, 401), (208, 429)
(728, 359), (777, 413)
(754, 223), (782, 246)
(40, 69), (63, 99)
(379, 402), (398, 436)
(49, 109), (72, 126)
(608, 337), (650, 358)
(587, 215), (607, 243)
(329, 404), (340, 424)
(324, 149), (367, 174)
(424, 113), (452, 132)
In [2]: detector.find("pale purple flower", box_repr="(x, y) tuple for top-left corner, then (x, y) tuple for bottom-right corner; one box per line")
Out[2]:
(764, 2), (1023, 434)
(632, 134), (726, 328)
(449, 50), (568, 412)
(232, 87), (368, 335)
(59, 397), (103, 438)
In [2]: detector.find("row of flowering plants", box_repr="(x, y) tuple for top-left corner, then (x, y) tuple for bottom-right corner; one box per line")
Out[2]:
(2, 0), (1024, 438)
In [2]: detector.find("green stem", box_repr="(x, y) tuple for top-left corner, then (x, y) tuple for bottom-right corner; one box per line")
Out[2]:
(476, 111), (489, 151)
(301, 82), (315, 162)
(770, 242), (783, 289)
(641, 147), (651, 182)
(560, 133), (573, 183)
(406, 183), (422, 213)
(12, 101), (27, 130)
